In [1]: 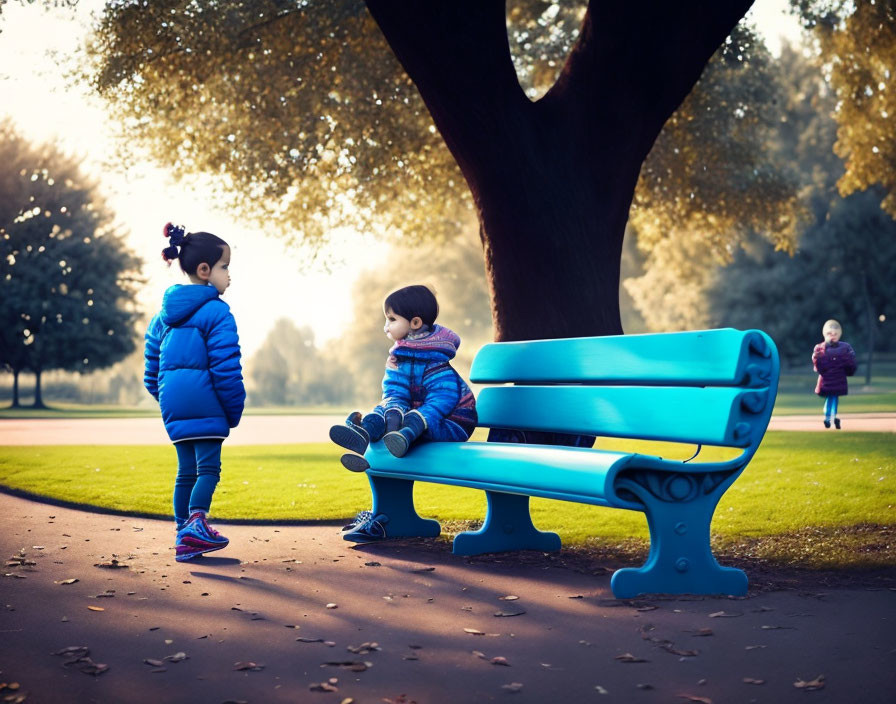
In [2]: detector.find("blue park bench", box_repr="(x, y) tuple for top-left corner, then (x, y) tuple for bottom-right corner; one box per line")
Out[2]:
(359, 328), (780, 598)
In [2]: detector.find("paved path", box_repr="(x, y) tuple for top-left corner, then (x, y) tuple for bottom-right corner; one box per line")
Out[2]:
(1, 493), (894, 704)
(1, 413), (894, 446)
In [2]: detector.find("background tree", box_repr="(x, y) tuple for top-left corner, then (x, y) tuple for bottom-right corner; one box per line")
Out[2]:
(0, 121), (142, 407)
(707, 189), (896, 377)
(88, 0), (800, 343)
(795, 0), (896, 217)
(246, 319), (355, 405)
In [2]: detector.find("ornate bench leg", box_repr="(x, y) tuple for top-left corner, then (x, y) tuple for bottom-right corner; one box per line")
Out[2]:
(452, 491), (561, 556)
(368, 475), (441, 538)
(610, 475), (747, 599)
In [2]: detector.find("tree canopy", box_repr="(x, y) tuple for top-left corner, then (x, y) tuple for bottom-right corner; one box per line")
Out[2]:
(795, 0), (896, 217)
(87, 1), (796, 269)
(0, 121), (142, 406)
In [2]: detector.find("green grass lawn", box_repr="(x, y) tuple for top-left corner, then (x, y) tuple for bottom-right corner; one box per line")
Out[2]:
(2, 432), (892, 545)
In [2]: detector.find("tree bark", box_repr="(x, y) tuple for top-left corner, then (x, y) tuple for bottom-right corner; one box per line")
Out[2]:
(364, 0), (753, 341)
(33, 368), (45, 409)
(11, 369), (20, 408)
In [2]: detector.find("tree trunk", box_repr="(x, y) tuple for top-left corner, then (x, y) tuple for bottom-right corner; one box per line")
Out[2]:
(364, 0), (753, 342)
(33, 368), (45, 409)
(861, 269), (874, 385)
(11, 369), (21, 408)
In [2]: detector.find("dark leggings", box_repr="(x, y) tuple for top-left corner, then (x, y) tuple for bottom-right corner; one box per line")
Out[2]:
(173, 439), (223, 528)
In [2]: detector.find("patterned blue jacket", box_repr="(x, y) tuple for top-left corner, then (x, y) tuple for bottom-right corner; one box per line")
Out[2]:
(379, 324), (477, 437)
(143, 284), (245, 443)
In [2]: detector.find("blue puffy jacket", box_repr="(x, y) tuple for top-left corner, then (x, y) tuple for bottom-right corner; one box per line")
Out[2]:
(143, 284), (245, 443)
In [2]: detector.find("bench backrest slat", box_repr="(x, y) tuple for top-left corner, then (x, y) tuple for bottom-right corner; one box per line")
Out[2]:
(469, 328), (779, 452)
(471, 328), (773, 387)
(476, 385), (765, 447)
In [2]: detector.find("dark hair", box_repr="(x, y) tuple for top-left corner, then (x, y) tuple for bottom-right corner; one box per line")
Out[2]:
(383, 284), (439, 326)
(161, 223), (228, 275)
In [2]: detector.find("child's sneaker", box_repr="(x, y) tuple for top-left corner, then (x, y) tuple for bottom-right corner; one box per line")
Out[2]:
(175, 511), (229, 561)
(834, 417), (841, 429)
(329, 414), (371, 455)
(341, 510), (373, 531)
(823, 418), (831, 428)
(175, 538), (207, 562)
(340, 453), (370, 472)
(343, 513), (389, 543)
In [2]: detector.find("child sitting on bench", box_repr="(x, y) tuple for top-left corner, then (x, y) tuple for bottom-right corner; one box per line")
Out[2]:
(329, 284), (477, 542)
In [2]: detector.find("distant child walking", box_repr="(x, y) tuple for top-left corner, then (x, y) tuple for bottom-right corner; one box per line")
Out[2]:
(812, 319), (857, 429)
(144, 223), (245, 561)
(329, 284), (477, 542)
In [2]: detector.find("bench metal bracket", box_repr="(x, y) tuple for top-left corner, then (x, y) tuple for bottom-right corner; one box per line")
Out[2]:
(610, 471), (747, 598)
(453, 491), (561, 556)
(368, 475), (441, 538)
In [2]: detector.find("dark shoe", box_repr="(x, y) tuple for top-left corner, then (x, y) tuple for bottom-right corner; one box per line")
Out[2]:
(362, 412), (386, 442)
(834, 418), (841, 430)
(824, 419), (831, 429)
(340, 453), (370, 473)
(343, 513), (389, 543)
(384, 408), (403, 433)
(341, 510), (373, 531)
(383, 429), (412, 457)
(329, 421), (370, 455)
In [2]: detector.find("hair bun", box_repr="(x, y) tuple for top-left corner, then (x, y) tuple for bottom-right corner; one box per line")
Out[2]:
(161, 222), (187, 264)
(163, 222), (186, 245)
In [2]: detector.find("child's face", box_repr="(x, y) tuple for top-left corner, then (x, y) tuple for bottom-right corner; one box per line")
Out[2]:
(384, 308), (421, 341)
(823, 325), (841, 343)
(206, 246), (231, 295)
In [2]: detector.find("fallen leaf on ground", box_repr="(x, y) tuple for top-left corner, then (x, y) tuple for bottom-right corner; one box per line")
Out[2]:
(233, 662), (264, 671)
(498, 595), (519, 601)
(743, 678), (765, 685)
(615, 653), (648, 663)
(410, 566), (435, 573)
(678, 696), (711, 703)
(794, 675), (825, 691)
(322, 661), (369, 672)
(143, 659), (164, 667)
(364, 562), (381, 567)
(57, 579), (78, 585)
(708, 611), (742, 618)
(94, 560), (128, 569)
(164, 652), (188, 663)
(490, 656), (510, 666)
(346, 642), (380, 654)
(501, 682), (523, 693)
(464, 628), (484, 636)
(661, 644), (699, 657)
(297, 637), (324, 643)
(494, 610), (526, 617)
(326, 603), (338, 609)
(87, 606), (104, 612)
(309, 681), (338, 692)
(761, 625), (796, 630)
(745, 645), (766, 650)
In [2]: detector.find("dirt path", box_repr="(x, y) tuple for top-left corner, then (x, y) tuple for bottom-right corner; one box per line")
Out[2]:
(1, 412), (894, 446)
(1, 493), (894, 704)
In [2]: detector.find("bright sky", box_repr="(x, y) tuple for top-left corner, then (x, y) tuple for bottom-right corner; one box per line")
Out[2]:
(0, 0), (803, 356)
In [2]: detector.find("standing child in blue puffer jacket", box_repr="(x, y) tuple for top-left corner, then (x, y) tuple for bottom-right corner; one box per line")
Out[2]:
(144, 223), (245, 562)
(329, 284), (477, 542)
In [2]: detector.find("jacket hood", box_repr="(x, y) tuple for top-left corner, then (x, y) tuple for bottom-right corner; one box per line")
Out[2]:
(391, 324), (460, 361)
(160, 284), (221, 327)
